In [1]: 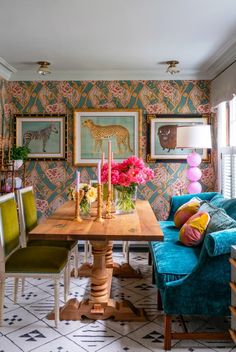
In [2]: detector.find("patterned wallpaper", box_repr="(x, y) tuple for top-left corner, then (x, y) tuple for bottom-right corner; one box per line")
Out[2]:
(1, 80), (215, 220)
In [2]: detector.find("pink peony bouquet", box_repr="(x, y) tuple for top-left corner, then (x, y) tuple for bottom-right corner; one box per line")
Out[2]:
(101, 156), (154, 213)
(101, 155), (154, 188)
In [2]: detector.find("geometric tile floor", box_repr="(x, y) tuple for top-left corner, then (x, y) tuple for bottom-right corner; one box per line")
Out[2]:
(0, 252), (235, 352)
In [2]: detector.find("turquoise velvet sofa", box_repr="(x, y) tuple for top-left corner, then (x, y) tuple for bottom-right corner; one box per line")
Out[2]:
(149, 192), (236, 349)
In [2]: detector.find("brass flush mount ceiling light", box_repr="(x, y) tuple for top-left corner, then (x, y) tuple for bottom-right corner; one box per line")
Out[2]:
(37, 61), (51, 75)
(166, 60), (180, 75)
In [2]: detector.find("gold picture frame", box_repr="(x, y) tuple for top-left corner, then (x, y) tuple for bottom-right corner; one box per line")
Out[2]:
(73, 109), (142, 166)
(147, 114), (211, 162)
(14, 114), (67, 160)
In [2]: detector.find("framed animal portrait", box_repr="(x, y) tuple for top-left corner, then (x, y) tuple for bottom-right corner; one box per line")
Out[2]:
(73, 109), (142, 166)
(147, 114), (211, 162)
(14, 114), (67, 160)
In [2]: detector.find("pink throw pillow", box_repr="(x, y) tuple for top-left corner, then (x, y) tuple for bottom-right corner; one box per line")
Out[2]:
(179, 211), (210, 247)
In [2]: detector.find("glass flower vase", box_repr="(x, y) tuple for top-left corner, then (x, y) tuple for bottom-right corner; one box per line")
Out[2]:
(80, 198), (91, 218)
(115, 185), (137, 214)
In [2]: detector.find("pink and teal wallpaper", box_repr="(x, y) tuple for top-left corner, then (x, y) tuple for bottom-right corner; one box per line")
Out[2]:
(1, 80), (215, 220)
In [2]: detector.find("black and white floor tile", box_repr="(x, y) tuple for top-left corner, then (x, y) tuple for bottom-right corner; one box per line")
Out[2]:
(0, 252), (235, 352)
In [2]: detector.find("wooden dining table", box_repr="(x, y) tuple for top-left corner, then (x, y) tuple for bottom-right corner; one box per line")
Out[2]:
(29, 199), (163, 321)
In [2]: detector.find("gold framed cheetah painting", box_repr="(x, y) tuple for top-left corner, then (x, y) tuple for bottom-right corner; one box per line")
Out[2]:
(73, 109), (142, 166)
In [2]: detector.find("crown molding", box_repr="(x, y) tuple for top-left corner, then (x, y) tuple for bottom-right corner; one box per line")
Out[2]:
(9, 68), (210, 81)
(201, 38), (236, 78)
(0, 57), (17, 80)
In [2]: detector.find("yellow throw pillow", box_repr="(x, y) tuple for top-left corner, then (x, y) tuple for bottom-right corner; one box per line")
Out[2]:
(179, 211), (210, 247)
(174, 198), (201, 228)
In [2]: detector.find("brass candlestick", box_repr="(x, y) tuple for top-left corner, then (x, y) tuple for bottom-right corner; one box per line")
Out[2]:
(104, 189), (115, 219)
(74, 189), (84, 222)
(94, 184), (104, 223)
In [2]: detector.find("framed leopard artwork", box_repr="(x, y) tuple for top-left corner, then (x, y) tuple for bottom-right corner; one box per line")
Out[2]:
(73, 109), (142, 166)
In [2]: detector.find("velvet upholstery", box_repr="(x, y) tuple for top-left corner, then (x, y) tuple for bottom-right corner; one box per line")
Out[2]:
(28, 239), (77, 250)
(151, 241), (201, 289)
(0, 198), (20, 256)
(150, 192), (236, 317)
(22, 191), (38, 232)
(6, 246), (68, 273)
(209, 193), (225, 207)
(220, 198), (236, 220)
(21, 188), (77, 252)
(205, 228), (236, 256)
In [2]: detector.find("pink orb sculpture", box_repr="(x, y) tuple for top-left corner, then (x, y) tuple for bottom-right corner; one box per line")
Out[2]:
(187, 151), (201, 167)
(186, 167), (202, 182)
(187, 181), (202, 194)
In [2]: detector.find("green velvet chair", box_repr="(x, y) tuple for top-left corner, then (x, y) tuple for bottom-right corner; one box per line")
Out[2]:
(0, 192), (69, 327)
(17, 186), (79, 278)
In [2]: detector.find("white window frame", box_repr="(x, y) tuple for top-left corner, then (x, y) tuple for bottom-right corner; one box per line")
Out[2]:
(219, 96), (236, 198)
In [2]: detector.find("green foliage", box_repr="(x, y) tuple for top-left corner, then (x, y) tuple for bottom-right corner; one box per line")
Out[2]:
(11, 146), (30, 161)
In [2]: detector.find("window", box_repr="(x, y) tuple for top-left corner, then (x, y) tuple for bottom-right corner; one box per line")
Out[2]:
(219, 96), (236, 198)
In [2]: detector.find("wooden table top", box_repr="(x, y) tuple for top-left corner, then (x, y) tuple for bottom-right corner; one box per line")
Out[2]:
(29, 199), (163, 242)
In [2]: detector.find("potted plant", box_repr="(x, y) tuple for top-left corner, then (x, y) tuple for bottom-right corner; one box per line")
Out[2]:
(11, 146), (30, 169)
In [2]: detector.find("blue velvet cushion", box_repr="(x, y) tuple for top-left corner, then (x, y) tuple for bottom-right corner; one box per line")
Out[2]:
(205, 228), (236, 256)
(206, 208), (236, 235)
(210, 193), (225, 207)
(151, 241), (201, 289)
(150, 220), (201, 289)
(159, 221), (179, 242)
(220, 198), (236, 220)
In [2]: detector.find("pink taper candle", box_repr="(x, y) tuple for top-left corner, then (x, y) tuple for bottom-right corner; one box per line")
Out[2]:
(76, 171), (80, 192)
(108, 141), (112, 191)
(97, 161), (101, 184)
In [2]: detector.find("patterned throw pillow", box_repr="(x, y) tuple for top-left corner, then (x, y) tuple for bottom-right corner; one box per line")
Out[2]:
(174, 198), (201, 228)
(199, 201), (218, 215)
(205, 207), (236, 235)
(179, 211), (210, 247)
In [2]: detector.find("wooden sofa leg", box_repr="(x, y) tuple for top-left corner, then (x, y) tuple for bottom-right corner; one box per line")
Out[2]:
(164, 315), (172, 351)
(157, 290), (163, 310)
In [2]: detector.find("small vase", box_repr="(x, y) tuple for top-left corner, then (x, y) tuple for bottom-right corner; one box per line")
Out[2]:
(115, 186), (137, 214)
(80, 199), (91, 218)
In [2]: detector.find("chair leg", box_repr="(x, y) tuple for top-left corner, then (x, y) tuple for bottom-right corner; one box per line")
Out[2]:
(67, 259), (71, 291)
(64, 265), (69, 303)
(0, 279), (5, 326)
(126, 241), (130, 264)
(164, 315), (172, 351)
(14, 278), (19, 304)
(54, 279), (59, 328)
(122, 241), (126, 258)
(84, 240), (88, 262)
(73, 244), (79, 278)
(88, 242), (92, 258)
(21, 278), (25, 295)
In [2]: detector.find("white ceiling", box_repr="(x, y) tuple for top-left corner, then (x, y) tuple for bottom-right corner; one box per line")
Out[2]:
(0, 0), (236, 81)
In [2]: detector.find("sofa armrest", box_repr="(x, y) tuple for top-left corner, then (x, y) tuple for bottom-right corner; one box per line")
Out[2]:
(167, 192), (219, 221)
(204, 228), (236, 256)
(162, 250), (230, 315)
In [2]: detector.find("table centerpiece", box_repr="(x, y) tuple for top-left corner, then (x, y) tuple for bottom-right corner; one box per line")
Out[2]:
(67, 183), (97, 216)
(101, 156), (154, 214)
